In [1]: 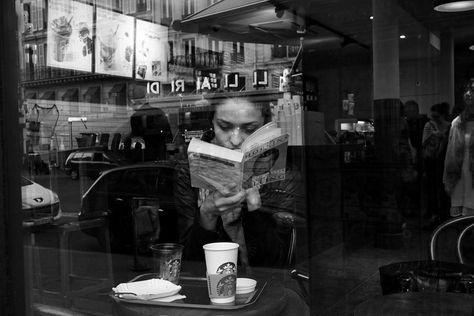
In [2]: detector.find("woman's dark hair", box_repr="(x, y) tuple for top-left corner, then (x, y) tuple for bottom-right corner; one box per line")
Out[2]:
(438, 102), (450, 118)
(201, 97), (272, 142)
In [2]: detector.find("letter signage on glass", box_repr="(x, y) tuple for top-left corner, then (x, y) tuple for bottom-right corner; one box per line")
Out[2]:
(135, 19), (168, 81)
(95, 8), (135, 78)
(172, 79), (185, 92)
(196, 71), (218, 91)
(253, 69), (268, 87)
(146, 82), (160, 95)
(47, 0), (93, 72)
(224, 73), (239, 88)
(224, 73), (245, 91)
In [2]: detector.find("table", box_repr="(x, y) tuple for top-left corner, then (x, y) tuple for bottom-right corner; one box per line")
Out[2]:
(354, 292), (474, 316)
(112, 268), (309, 316)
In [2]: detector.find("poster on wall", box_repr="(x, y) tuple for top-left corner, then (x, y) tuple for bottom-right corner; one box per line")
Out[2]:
(135, 19), (168, 81)
(95, 8), (135, 77)
(47, 0), (93, 72)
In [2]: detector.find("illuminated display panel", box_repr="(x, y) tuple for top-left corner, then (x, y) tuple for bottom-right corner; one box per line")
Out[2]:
(46, 0), (93, 72)
(135, 19), (168, 82)
(95, 7), (135, 78)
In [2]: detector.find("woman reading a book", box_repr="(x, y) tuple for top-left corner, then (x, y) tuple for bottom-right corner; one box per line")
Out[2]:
(174, 97), (304, 268)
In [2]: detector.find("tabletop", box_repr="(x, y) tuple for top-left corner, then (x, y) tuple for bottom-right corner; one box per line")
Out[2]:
(354, 292), (474, 316)
(112, 278), (309, 316)
(111, 261), (309, 316)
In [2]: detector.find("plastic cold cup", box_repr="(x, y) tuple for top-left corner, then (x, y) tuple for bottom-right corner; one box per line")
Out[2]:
(149, 243), (183, 284)
(203, 242), (239, 304)
(52, 33), (70, 62)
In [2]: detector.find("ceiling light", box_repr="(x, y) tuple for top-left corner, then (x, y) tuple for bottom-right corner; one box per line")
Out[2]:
(369, 15), (373, 20)
(469, 45), (474, 50)
(400, 35), (406, 39)
(434, 0), (474, 12)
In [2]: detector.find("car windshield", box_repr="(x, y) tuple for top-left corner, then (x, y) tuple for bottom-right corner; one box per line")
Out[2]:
(21, 177), (33, 187)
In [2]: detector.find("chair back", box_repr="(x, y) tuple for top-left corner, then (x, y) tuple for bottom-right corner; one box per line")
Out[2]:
(429, 215), (474, 262)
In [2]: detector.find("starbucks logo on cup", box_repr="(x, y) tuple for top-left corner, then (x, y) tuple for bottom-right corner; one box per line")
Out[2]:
(216, 262), (236, 274)
(168, 259), (181, 279)
(217, 274), (236, 296)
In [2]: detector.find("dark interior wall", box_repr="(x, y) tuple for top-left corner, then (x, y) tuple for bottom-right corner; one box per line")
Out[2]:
(303, 47), (373, 131)
(0, 0), (25, 315)
(400, 57), (440, 114)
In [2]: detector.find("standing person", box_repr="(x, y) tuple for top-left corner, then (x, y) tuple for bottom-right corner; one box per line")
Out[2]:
(174, 97), (304, 268)
(399, 101), (418, 215)
(404, 100), (429, 213)
(444, 78), (474, 216)
(422, 104), (451, 224)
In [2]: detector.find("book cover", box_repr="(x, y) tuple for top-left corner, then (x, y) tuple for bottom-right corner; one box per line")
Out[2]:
(188, 122), (288, 190)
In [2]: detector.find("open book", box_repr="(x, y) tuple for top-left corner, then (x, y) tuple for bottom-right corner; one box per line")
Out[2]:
(188, 122), (289, 190)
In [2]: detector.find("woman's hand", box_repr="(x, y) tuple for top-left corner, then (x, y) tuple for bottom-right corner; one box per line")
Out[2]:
(199, 183), (247, 231)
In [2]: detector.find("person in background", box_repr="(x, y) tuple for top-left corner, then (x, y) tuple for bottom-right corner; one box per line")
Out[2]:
(422, 103), (451, 225)
(399, 101), (418, 215)
(174, 97), (304, 268)
(444, 78), (474, 217)
(404, 100), (429, 214)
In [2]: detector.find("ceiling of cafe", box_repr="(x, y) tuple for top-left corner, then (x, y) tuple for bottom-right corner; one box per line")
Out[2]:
(180, 0), (474, 55)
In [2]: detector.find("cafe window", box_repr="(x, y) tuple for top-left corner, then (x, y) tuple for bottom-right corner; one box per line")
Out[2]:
(62, 88), (79, 102)
(83, 86), (101, 104)
(108, 83), (126, 105)
(123, 0), (136, 14)
(40, 90), (55, 100)
(231, 41), (244, 63)
(209, 39), (222, 53)
(183, 38), (195, 67)
(161, 0), (172, 23)
(4, 0), (474, 315)
(183, 0), (195, 17)
(136, 0), (146, 12)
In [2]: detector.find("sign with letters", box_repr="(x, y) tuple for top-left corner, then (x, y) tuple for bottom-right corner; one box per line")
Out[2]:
(196, 70), (219, 91)
(146, 81), (160, 95)
(224, 73), (245, 91)
(253, 70), (268, 87)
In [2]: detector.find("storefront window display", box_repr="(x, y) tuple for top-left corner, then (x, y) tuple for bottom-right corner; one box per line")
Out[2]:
(1, 0), (474, 314)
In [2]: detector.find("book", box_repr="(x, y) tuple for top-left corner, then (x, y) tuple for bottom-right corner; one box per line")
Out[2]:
(187, 122), (289, 191)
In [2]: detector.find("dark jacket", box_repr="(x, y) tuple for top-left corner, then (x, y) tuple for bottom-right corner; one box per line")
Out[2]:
(173, 161), (305, 267)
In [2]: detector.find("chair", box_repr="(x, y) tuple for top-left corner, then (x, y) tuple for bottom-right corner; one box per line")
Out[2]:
(98, 133), (110, 149)
(110, 133), (121, 151)
(272, 211), (306, 267)
(429, 214), (474, 263)
(24, 218), (114, 310)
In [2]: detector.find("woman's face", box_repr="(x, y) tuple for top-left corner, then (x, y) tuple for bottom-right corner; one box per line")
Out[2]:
(212, 99), (264, 150)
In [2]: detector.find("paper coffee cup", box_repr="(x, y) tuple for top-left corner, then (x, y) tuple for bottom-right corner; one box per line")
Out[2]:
(203, 242), (239, 304)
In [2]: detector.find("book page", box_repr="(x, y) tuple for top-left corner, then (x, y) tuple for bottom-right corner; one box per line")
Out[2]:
(187, 138), (244, 190)
(241, 122), (281, 152)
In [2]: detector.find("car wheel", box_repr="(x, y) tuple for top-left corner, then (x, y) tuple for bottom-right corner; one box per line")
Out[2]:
(71, 170), (79, 180)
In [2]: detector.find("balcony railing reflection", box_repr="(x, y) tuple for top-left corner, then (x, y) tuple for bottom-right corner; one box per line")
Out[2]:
(22, 66), (87, 82)
(169, 50), (223, 68)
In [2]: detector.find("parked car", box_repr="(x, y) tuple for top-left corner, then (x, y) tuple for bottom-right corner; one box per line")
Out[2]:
(21, 177), (62, 226)
(77, 162), (178, 253)
(64, 150), (130, 180)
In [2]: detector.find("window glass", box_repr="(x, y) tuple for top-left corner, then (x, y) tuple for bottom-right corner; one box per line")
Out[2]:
(8, 0), (474, 315)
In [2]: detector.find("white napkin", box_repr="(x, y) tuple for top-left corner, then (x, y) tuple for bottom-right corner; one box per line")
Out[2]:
(150, 294), (186, 302)
(113, 278), (182, 301)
